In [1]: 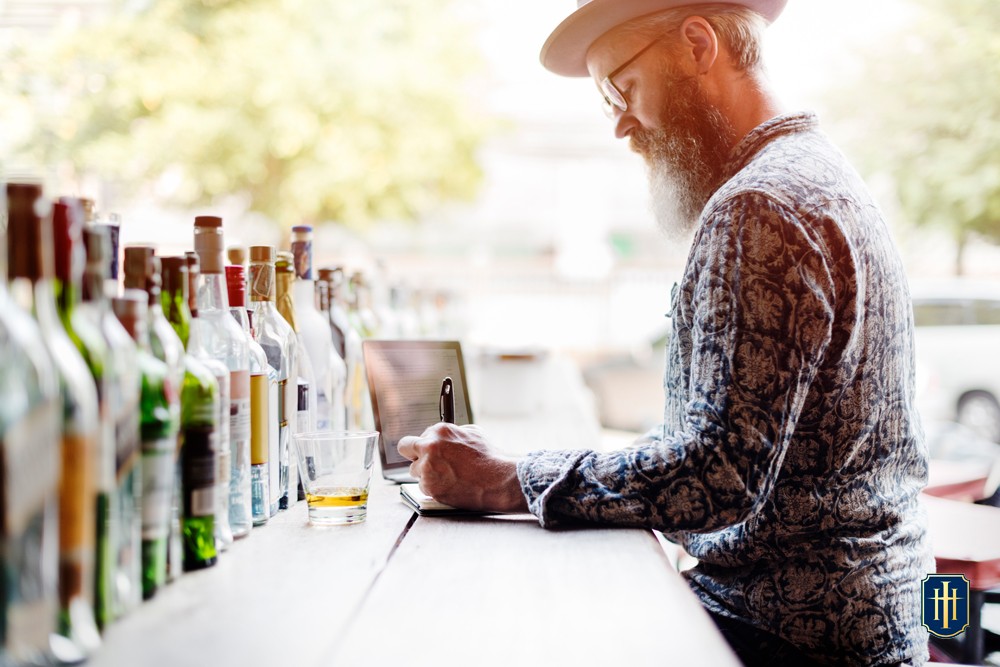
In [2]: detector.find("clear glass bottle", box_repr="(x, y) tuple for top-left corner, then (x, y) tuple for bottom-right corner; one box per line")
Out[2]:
(325, 268), (368, 430)
(123, 248), (186, 582)
(291, 226), (346, 432)
(111, 291), (178, 600)
(59, 202), (144, 627)
(248, 246), (295, 513)
(314, 279), (348, 431)
(184, 252), (233, 550)
(226, 265), (270, 526)
(6, 182), (102, 662)
(0, 185), (62, 667)
(159, 257), (219, 571)
(193, 216), (251, 540)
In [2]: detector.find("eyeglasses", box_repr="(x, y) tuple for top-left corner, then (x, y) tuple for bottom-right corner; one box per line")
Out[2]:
(599, 37), (661, 118)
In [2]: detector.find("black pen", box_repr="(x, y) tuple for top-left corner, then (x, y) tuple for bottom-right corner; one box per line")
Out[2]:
(439, 376), (455, 423)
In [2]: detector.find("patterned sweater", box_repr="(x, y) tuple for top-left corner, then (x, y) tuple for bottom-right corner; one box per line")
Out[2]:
(517, 113), (933, 666)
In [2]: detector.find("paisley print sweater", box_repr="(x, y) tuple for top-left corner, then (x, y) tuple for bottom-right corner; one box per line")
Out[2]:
(517, 113), (932, 666)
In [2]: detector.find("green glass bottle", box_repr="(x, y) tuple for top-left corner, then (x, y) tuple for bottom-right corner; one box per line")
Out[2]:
(80, 224), (143, 627)
(112, 291), (178, 598)
(160, 257), (219, 571)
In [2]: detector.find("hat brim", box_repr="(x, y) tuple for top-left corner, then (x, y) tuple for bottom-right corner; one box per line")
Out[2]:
(540, 0), (787, 77)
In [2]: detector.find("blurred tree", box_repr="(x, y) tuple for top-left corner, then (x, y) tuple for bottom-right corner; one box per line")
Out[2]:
(1, 0), (487, 228)
(824, 0), (1000, 274)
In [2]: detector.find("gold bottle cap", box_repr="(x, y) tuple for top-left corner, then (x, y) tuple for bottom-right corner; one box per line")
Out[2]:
(250, 245), (275, 264)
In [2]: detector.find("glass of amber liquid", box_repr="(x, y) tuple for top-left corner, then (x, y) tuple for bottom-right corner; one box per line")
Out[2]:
(292, 431), (378, 525)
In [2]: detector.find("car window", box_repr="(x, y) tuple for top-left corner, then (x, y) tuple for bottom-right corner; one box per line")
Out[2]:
(912, 301), (968, 327)
(972, 300), (1000, 325)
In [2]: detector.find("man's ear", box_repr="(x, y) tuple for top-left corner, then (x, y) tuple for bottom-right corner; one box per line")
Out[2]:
(679, 16), (719, 74)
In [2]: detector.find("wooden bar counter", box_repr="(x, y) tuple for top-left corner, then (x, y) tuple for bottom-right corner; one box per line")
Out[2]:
(90, 410), (740, 666)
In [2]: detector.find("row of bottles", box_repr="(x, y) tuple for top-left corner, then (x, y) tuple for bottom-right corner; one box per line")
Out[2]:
(0, 182), (377, 666)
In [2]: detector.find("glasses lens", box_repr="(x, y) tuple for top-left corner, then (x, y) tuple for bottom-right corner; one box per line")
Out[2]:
(600, 78), (626, 117)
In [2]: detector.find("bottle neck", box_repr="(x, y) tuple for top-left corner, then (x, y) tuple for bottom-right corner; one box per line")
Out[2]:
(53, 276), (81, 328)
(276, 271), (298, 332)
(161, 285), (192, 348)
(197, 270), (230, 313)
(229, 304), (251, 336)
(249, 262), (275, 304)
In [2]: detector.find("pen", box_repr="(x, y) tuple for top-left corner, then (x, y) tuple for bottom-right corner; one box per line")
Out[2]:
(439, 376), (455, 423)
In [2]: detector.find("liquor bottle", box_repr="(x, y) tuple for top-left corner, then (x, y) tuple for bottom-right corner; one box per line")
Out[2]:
(193, 216), (251, 540)
(0, 186), (62, 667)
(184, 252), (233, 549)
(290, 226), (346, 432)
(248, 246), (295, 513)
(51, 201), (114, 631)
(123, 248), (186, 581)
(80, 226), (143, 621)
(226, 265), (270, 526)
(323, 268), (367, 430)
(112, 291), (177, 600)
(159, 257), (219, 571)
(6, 182), (101, 661)
(275, 251), (312, 502)
(313, 279), (348, 431)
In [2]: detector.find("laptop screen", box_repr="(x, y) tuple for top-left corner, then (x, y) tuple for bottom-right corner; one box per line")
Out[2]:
(362, 340), (474, 474)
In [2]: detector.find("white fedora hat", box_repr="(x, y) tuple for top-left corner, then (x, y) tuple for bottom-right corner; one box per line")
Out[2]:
(540, 0), (788, 77)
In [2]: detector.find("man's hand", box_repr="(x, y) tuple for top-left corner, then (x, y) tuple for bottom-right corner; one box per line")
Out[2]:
(397, 423), (529, 513)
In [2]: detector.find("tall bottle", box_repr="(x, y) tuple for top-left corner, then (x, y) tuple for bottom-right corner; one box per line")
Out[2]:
(112, 291), (178, 600)
(1, 185), (62, 667)
(290, 226), (346, 432)
(248, 246), (295, 513)
(226, 265), (271, 526)
(80, 224), (142, 628)
(6, 183), (101, 661)
(183, 252), (232, 550)
(159, 257), (219, 570)
(193, 216), (251, 540)
(123, 248), (186, 581)
(275, 251), (312, 503)
(324, 267), (367, 430)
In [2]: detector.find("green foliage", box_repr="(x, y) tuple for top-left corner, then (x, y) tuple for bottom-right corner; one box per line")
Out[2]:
(1, 0), (488, 227)
(823, 0), (1000, 259)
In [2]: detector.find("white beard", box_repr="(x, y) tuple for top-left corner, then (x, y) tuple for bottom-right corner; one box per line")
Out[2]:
(647, 157), (701, 243)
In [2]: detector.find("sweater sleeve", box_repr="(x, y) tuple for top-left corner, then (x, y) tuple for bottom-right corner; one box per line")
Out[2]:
(517, 193), (837, 532)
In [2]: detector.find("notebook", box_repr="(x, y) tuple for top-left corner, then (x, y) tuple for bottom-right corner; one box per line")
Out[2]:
(362, 340), (474, 483)
(399, 483), (496, 517)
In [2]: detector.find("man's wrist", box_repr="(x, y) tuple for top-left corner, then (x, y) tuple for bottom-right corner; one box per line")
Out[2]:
(495, 457), (529, 513)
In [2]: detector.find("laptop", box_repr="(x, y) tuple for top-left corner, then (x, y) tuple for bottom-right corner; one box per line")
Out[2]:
(362, 340), (474, 483)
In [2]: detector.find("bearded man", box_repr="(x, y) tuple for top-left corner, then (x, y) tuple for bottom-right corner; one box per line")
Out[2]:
(399, 2), (932, 664)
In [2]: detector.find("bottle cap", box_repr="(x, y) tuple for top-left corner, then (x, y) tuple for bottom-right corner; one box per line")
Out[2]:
(52, 198), (84, 283)
(226, 265), (246, 307)
(123, 246), (155, 290)
(249, 245), (275, 264)
(291, 227), (313, 281)
(83, 226), (109, 268)
(194, 215), (222, 228)
(275, 250), (294, 274)
(227, 245), (246, 266)
(6, 181), (48, 281)
(193, 216), (225, 273)
(183, 252), (200, 316)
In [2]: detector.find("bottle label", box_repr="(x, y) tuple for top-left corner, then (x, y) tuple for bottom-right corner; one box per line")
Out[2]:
(141, 437), (175, 541)
(59, 432), (97, 605)
(249, 373), (269, 465)
(268, 376), (281, 511)
(182, 427), (217, 518)
(230, 369), (251, 444)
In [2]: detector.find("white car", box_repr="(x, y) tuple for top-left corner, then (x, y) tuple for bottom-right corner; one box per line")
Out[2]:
(911, 280), (1000, 444)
